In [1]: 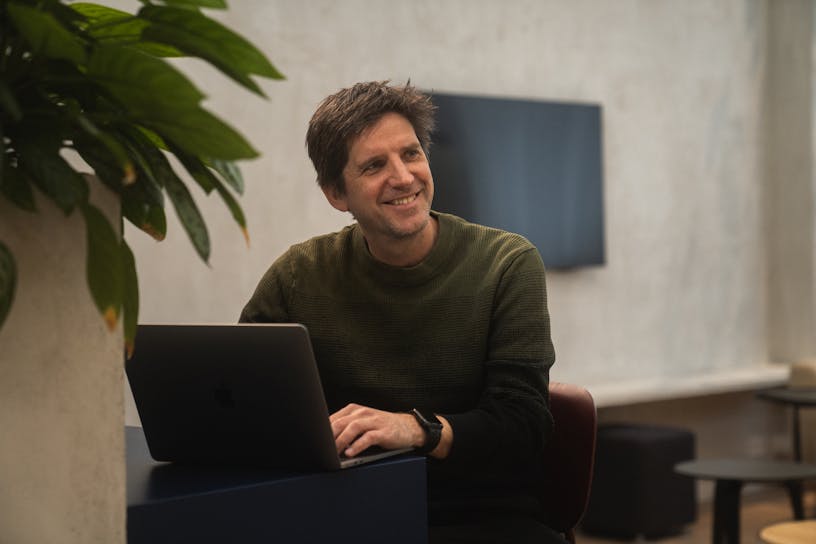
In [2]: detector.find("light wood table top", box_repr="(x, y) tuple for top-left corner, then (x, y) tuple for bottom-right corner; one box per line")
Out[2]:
(759, 520), (816, 544)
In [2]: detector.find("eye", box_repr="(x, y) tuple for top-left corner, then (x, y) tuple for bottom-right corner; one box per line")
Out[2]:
(404, 148), (422, 160)
(362, 160), (384, 174)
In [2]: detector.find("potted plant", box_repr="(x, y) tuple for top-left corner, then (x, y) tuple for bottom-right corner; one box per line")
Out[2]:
(0, 0), (282, 352)
(0, 1), (281, 541)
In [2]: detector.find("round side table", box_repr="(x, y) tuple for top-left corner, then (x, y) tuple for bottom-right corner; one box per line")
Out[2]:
(675, 458), (816, 544)
(759, 520), (816, 544)
(756, 387), (816, 462)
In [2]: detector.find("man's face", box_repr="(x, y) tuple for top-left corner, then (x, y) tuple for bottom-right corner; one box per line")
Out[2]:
(325, 112), (434, 247)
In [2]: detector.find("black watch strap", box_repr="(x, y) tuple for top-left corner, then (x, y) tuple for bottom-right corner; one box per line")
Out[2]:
(410, 408), (443, 455)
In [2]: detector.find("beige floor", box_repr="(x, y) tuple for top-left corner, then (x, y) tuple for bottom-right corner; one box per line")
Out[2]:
(576, 486), (816, 544)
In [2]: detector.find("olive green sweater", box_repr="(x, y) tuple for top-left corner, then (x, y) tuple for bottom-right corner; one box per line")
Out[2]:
(240, 212), (555, 521)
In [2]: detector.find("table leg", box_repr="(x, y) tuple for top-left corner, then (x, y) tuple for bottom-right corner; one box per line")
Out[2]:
(793, 406), (802, 463)
(789, 407), (807, 518)
(785, 480), (805, 519)
(712, 479), (742, 544)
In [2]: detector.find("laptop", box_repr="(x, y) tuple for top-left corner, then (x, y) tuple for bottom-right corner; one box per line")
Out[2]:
(125, 323), (412, 470)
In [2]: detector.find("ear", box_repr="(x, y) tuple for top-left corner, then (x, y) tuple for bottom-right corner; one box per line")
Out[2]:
(322, 184), (349, 212)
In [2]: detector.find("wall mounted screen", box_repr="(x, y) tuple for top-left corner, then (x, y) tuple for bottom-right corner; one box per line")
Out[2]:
(428, 92), (605, 269)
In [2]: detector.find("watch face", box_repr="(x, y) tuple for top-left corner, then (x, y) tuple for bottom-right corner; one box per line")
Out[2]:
(414, 409), (442, 429)
(411, 408), (443, 454)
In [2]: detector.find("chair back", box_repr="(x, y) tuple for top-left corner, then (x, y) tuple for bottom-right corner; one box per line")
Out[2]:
(540, 382), (597, 543)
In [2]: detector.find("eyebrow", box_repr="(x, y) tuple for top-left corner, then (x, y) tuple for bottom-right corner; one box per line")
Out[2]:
(353, 143), (422, 171)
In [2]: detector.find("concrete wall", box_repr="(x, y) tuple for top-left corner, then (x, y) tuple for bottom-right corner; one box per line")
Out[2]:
(122, 0), (794, 391)
(115, 0), (816, 477)
(765, 0), (816, 362)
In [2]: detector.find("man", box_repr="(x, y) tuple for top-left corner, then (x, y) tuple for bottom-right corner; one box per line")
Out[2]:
(240, 81), (562, 543)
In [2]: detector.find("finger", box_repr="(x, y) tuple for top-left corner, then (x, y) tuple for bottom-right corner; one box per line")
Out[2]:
(329, 406), (359, 438)
(330, 404), (381, 440)
(329, 403), (361, 423)
(344, 430), (378, 457)
(330, 413), (368, 440)
(330, 412), (351, 437)
(330, 419), (344, 439)
(334, 418), (370, 454)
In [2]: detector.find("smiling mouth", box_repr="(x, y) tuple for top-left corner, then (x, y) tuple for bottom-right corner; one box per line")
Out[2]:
(387, 192), (420, 206)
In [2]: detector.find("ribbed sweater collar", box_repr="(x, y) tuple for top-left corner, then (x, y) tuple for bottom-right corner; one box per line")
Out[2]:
(351, 211), (457, 287)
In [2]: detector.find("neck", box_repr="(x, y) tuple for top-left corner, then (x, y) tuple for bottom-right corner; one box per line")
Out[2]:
(364, 216), (439, 267)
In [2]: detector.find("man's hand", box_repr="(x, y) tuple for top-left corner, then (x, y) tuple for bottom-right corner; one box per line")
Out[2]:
(330, 404), (424, 457)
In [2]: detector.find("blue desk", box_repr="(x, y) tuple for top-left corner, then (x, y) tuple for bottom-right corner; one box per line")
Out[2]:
(126, 426), (428, 544)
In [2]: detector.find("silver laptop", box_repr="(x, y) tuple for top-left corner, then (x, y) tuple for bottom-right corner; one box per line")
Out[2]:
(125, 323), (412, 470)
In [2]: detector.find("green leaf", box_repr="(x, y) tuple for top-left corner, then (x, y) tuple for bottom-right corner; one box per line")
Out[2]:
(87, 45), (256, 159)
(73, 135), (129, 194)
(71, 3), (133, 28)
(117, 134), (159, 189)
(70, 3), (183, 57)
(208, 159), (244, 195)
(163, 171), (210, 262)
(38, 0), (88, 28)
(0, 242), (16, 330)
(112, 126), (173, 241)
(212, 174), (249, 245)
(144, 0), (228, 11)
(139, 5), (283, 97)
(87, 44), (205, 116)
(22, 61), (105, 118)
(135, 126), (169, 151)
(122, 181), (167, 241)
(148, 108), (258, 160)
(115, 124), (168, 190)
(0, 80), (22, 122)
(121, 126), (207, 240)
(130, 40), (185, 58)
(121, 240), (139, 358)
(82, 204), (123, 331)
(0, 167), (37, 213)
(70, 111), (136, 183)
(7, 3), (88, 65)
(173, 147), (246, 241)
(14, 138), (89, 214)
(170, 143), (216, 193)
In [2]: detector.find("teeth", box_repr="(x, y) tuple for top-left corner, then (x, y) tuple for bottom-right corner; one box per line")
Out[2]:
(391, 194), (416, 205)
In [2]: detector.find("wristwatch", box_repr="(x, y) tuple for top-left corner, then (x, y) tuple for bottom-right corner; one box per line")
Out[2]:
(410, 408), (443, 455)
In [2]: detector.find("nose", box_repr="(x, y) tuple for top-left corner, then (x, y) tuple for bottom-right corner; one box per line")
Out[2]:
(387, 157), (414, 186)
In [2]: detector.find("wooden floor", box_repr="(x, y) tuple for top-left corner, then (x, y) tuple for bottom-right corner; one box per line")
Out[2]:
(576, 486), (816, 544)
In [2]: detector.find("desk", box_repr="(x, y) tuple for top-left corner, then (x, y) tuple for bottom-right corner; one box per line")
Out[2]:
(756, 387), (816, 462)
(127, 426), (428, 544)
(675, 458), (816, 544)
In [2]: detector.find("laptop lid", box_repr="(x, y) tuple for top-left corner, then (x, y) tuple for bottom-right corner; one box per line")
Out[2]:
(125, 323), (410, 471)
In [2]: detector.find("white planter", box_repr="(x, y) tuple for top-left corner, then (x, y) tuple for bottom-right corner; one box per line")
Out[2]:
(0, 183), (125, 543)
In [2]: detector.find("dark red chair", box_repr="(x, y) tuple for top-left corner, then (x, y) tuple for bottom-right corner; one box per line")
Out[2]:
(540, 382), (597, 543)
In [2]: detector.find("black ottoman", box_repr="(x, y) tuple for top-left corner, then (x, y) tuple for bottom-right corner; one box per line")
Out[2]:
(580, 423), (697, 539)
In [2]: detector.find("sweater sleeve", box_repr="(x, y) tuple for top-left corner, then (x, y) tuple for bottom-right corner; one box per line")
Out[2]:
(441, 247), (554, 472)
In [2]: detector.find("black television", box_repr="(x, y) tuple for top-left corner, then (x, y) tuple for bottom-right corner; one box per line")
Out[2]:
(428, 91), (605, 269)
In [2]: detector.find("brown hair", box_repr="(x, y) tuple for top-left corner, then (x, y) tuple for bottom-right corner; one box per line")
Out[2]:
(305, 81), (436, 193)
